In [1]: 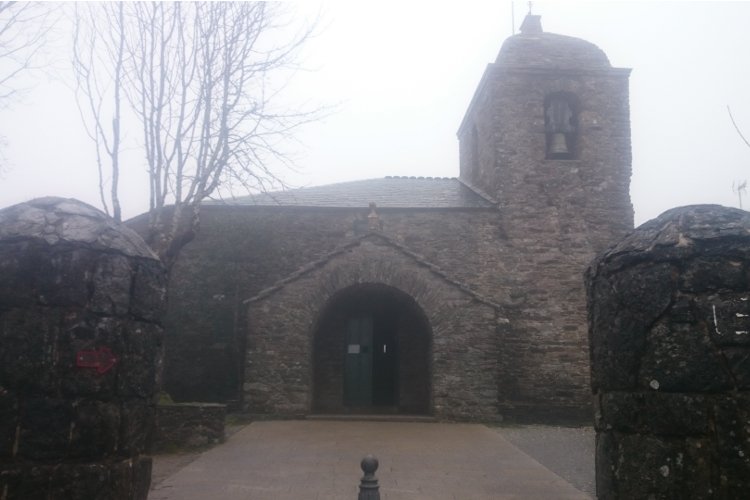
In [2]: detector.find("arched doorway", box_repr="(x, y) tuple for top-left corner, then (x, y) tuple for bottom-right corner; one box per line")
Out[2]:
(312, 283), (432, 415)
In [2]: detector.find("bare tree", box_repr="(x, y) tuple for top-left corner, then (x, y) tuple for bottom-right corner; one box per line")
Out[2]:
(73, 2), (319, 270)
(0, 1), (57, 170)
(72, 2), (125, 222)
(0, 2), (54, 105)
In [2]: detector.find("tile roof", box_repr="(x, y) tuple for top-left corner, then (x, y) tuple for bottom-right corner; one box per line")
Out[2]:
(204, 177), (495, 209)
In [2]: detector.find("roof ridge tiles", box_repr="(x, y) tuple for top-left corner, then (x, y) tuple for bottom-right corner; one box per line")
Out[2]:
(204, 176), (490, 208)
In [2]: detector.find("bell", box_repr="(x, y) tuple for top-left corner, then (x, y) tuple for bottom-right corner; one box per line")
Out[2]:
(548, 132), (569, 157)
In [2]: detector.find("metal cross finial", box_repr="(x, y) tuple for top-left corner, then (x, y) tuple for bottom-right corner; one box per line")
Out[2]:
(528, 1), (533, 15)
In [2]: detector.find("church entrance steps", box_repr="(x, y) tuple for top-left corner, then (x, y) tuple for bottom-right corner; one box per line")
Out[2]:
(306, 413), (438, 423)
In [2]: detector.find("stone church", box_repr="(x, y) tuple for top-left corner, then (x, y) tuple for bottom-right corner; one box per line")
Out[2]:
(155, 15), (633, 422)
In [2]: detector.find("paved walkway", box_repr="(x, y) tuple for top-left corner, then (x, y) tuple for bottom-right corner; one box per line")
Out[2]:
(149, 420), (590, 500)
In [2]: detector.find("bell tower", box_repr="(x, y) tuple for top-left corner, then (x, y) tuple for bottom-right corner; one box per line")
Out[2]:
(457, 15), (634, 420)
(458, 14), (633, 246)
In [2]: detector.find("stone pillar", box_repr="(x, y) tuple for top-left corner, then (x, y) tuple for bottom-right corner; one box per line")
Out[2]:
(586, 205), (750, 499)
(0, 198), (166, 499)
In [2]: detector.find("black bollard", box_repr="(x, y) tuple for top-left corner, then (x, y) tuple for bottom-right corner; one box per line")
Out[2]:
(358, 454), (380, 500)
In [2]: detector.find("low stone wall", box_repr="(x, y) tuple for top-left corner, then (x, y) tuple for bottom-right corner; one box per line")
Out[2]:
(0, 198), (166, 499)
(153, 403), (226, 451)
(586, 205), (750, 499)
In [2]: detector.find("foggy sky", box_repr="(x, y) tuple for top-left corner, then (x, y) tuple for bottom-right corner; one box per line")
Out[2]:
(1, 1), (749, 226)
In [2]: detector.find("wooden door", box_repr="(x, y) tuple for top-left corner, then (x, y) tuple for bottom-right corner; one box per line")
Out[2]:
(344, 316), (373, 406)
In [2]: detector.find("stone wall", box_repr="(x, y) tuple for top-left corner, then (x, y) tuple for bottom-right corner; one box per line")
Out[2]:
(455, 59), (633, 421)
(151, 206), (503, 404)
(586, 205), (750, 498)
(0, 198), (166, 499)
(246, 233), (503, 421)
(153, 403), (226, 451)
(153, 195), (604, 420)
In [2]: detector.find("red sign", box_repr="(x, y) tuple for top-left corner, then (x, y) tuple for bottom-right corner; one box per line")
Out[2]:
(76, 347), (118, 374)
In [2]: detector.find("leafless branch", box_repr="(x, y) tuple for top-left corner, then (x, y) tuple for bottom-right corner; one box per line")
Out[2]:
(0, 1), (58, 172)
(73, 2), (323, 270)
(0, 2), (58, 107)
(72, 2), (125, 221)
(728, 105), (750, 150)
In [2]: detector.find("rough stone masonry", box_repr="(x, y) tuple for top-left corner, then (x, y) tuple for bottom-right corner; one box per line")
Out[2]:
(148, 16), (634, 423)
(0, 198), (166, 499)
(586, 204), (750, 499)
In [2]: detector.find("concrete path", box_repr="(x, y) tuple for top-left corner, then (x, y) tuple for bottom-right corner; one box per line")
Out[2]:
(148, 420), (590, 500)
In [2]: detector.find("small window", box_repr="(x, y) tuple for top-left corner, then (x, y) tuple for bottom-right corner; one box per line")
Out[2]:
(545, 93), (578, 160)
